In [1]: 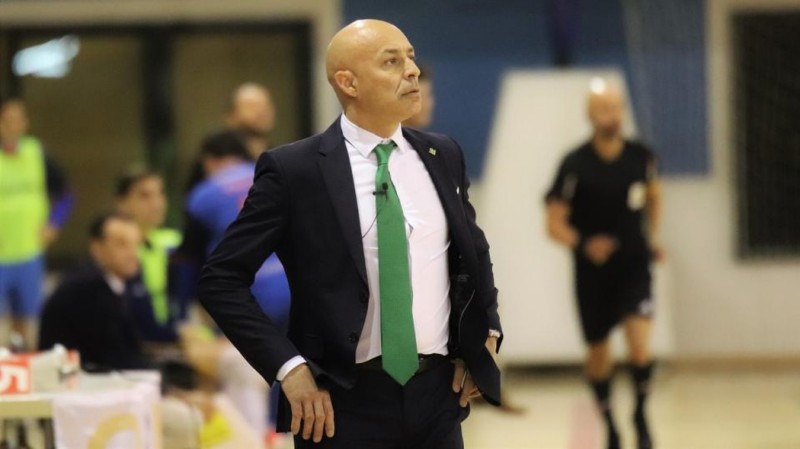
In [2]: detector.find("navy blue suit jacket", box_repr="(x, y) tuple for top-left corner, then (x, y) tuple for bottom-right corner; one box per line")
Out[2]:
(198, 120), (503, 423)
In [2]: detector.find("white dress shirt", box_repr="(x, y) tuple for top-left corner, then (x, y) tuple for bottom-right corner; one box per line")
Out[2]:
(276, 114), (451, 381)
(343, 114), (451, 363)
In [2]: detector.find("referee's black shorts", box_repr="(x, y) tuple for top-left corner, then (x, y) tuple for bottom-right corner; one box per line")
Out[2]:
(574, 253), (653, 344)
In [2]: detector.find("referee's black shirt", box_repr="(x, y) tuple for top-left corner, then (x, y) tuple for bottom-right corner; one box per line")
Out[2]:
(545, 140), (657, 260)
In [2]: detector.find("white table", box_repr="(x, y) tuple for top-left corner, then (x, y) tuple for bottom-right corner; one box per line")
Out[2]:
(0, 371), (161, 448)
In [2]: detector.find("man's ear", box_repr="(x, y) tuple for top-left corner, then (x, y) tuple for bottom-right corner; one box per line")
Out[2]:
(334, 70), (357, 98)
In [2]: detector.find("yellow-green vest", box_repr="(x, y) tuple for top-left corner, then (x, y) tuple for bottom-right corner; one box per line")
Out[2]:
(0, 136), (49, 263)
(139, 228), (182, 324)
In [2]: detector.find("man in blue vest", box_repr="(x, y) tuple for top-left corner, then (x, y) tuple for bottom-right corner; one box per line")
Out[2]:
(0, 98), (73, 349)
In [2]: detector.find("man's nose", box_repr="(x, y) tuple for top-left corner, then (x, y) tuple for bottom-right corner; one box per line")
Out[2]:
(406, 59), (420, 80)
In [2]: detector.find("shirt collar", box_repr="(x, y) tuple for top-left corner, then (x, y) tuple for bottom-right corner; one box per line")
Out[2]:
(103, 272), (127, 296)
(340, 113), (406, 159)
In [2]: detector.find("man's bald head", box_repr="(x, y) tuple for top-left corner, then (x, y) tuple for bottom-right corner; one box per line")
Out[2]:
(587, 79), (626, 140)
(326, 20), (405, 82)
(325, 20), (421, 133)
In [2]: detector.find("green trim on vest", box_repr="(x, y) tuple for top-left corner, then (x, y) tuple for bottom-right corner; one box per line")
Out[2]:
(0, 136), (49, 263)
(139, 228), (182, 325)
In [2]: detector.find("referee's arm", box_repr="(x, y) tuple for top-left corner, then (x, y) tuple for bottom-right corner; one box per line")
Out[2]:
(544, 156), (580, 250)
(645, 163), (664, 260)
(545, 200), (579, 249)
(545, 192), (617, 266)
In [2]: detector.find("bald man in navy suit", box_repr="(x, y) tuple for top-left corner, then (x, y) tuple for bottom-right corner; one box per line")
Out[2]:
(198, 19), (502, 449)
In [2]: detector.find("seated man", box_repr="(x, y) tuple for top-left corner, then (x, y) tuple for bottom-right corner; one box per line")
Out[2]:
(39, 212), (151, 371)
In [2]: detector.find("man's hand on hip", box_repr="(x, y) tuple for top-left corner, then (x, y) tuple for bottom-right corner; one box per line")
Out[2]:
(452, 336), (500, 407)
(281, 363), (335, 442)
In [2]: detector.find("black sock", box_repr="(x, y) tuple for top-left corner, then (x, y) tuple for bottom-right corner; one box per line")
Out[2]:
(631, 362), (655, 448)
(590, 378), (620, 449)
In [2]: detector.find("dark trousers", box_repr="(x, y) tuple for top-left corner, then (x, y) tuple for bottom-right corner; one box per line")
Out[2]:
(294, 358), (468, 449)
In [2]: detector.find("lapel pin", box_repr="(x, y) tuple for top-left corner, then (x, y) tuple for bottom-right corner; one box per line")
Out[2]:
(428, 147), (437, 156)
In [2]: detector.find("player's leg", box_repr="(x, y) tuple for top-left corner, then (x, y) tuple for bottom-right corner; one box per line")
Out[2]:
(585, 338), (620, 449)
(586, 338), (613, 379)
(624, 314), (653, 366)
(620, 257), (655, 449)
(10, 256), (44, 350)
(624, 315), (654, 449)
(577, 265), (620, 449)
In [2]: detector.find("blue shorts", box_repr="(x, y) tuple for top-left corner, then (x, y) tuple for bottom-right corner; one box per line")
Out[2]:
(0, 256), (45, 317)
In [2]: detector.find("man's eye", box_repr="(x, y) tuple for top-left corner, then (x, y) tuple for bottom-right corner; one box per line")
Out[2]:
(387, 58), (399, 65)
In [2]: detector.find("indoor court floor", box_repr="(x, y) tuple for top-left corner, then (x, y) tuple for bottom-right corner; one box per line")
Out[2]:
(159, 364), (800, 449)
(272, 365), (800, 449)
(460, 365), (800, 449)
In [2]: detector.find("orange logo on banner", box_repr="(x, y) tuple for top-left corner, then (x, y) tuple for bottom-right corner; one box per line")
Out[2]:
(0, 357), (32, 394)
(0, 350), (80, 395)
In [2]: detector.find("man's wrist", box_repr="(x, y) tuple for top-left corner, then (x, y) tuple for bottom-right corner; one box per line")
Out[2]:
(276, 355), (307, 382)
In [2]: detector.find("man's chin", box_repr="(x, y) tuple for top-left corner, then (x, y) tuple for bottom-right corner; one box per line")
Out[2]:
(600, 129), (621, 139)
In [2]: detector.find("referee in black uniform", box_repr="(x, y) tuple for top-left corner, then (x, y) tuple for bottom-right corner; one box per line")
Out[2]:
(545, 81), (662, 449)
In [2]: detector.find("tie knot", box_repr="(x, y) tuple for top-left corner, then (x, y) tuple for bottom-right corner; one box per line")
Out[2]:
(374, 141), (396, 165)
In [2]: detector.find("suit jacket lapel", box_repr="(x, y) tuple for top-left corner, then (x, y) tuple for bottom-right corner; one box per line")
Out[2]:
(317, 121), (369, 286)
(403, 130), (475, 269)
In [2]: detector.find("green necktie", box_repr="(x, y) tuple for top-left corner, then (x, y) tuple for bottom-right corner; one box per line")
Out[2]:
(374, 141), (419, 385)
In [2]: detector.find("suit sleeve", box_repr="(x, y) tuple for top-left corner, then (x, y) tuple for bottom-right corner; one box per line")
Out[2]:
(197, 151), (300, 384)
(449, 137), (503, 346)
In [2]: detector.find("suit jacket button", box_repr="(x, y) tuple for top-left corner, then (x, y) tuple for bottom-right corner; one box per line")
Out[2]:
(348, 333), (358, 343)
